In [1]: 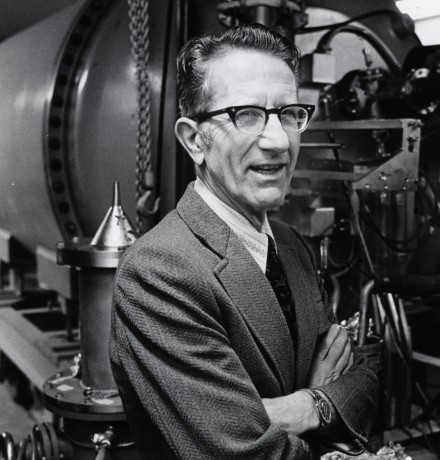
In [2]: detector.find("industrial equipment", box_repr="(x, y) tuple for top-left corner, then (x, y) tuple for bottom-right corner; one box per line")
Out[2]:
(0, 0), (439, 457)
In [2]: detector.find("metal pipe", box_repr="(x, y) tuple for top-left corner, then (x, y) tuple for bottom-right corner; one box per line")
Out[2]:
(329, 273), (341, 321)
(252, 6), (276, 26)
(358, 279), (375, 347)
(300, 143), (345, 149)
(78, 268), (117, 389)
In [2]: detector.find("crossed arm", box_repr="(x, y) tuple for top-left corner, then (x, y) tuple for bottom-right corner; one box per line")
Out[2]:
(263, 324), (362, 448)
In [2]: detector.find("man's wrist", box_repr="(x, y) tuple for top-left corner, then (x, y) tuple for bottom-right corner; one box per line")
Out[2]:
(299, 388), (332, 431)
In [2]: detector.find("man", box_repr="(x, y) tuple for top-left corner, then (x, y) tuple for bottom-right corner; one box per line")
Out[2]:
(110, 24), (379, 459)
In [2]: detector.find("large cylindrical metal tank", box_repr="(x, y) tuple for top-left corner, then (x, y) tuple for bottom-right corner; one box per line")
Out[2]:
(0, 0), (180, 253)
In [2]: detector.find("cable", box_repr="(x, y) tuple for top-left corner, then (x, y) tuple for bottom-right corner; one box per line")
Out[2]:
(327, 130), (376, 276)
(296, 9), (403, 34)
(316, 25), (401, 77)
(356, 182), (437, 254)
(358, 199), (428, 254)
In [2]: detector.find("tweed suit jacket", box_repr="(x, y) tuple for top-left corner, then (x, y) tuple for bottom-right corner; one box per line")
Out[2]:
(110, 183), (379, 460)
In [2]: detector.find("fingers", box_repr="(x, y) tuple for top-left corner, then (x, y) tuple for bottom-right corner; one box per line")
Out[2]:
(332, 338), (352, 375)
(320, 326), (353, 371)
(306, 325), (354, 387)
(327, 326), (349, 356)
(345, 351), (354, 374)
(316, 324), (343, 359)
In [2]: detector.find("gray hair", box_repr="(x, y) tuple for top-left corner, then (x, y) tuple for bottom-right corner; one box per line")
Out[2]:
(176, 23), (301, 117)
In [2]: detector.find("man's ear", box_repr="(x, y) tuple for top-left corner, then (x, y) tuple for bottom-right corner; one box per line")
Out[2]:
(175, 117), (206, 166)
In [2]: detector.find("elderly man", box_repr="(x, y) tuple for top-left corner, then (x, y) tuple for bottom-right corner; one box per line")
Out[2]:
(110, 24), (379, 459)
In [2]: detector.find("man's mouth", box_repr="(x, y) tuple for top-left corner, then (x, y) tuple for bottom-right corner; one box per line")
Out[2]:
(250, 164), (286, 174)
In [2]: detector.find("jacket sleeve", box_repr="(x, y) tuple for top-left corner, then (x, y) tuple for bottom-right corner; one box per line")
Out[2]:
(292, 228), (380, 452)
(110, 237), (319, 460)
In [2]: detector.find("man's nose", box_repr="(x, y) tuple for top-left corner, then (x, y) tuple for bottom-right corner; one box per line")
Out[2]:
(257, 114), (291, 152)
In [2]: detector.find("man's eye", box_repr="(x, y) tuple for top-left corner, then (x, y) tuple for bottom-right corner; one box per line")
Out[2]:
(236, 109), (263, 125)
(281, 110), (294, 119)
(281, 108), (307, 129)
(281, 109), (299, 121)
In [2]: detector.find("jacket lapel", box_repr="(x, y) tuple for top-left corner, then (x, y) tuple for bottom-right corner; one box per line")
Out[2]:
(275, 238), (318, 389)
(177, 184), (295, 393)
(215, 235), (295, 394)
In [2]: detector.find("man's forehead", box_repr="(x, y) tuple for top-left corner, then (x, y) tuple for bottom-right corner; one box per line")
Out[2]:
(206, 48), (292, 77)
(203, 49), (297, 103)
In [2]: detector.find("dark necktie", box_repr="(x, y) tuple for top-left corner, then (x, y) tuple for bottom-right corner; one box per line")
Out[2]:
(265, 236), (296, 340)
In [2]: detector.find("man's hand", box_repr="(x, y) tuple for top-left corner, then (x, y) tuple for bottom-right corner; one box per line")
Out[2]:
(262, 391), (320, 438)
(306, 324), (354, 387)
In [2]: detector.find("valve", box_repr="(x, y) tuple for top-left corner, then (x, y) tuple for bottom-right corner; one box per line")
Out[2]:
(93, 427), (115, 460)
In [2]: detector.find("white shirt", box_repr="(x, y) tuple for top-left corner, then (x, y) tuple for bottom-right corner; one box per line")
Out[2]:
(194, 178), (275, 272)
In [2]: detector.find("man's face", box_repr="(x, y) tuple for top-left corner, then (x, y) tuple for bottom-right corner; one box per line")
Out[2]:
(197, 49), (301, 224)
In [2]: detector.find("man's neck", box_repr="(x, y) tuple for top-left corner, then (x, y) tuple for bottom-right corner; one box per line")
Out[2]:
(196, 177), (267, 231)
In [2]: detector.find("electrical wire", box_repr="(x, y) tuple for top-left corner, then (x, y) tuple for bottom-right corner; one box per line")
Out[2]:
(296, 9), (403, 34)
(316, 25), (401, 76)
(318, 221), (359, 274)
(328, 244), (367, 276)
(354, 166), (438, 253)
(318, 216), (372, 276)
(357, 180), (437, 254)
(327, 130), (376, 275)
(358, 199), (428, 254)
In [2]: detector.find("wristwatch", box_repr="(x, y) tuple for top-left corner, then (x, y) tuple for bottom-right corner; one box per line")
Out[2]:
(302, 388), (332, 430)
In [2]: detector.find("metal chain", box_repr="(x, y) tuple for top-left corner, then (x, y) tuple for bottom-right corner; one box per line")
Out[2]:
(128, 0), (158, 234)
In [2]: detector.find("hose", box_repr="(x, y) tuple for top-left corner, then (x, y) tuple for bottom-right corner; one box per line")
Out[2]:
(316, 25), (401, 76)
(357, 279), (375, 347)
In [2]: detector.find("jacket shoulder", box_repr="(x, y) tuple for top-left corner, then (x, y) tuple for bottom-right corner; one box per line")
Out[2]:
(121, 210), (190, 257)
(269, 218), (316, 263)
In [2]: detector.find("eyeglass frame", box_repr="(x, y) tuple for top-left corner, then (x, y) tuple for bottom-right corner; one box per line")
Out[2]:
(190, 103), (315, 134)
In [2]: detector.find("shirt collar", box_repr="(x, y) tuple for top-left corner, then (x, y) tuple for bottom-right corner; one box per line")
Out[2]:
(194, 177), (274, 272)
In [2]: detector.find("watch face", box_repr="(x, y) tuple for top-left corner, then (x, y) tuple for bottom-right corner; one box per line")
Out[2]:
(318, 398), (332, 425)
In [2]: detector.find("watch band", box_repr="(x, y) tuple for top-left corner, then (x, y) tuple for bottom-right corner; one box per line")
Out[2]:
(301, 388), (332, 430)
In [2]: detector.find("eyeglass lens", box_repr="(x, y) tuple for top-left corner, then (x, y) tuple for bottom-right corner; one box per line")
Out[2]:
(235, 106), (308, 134)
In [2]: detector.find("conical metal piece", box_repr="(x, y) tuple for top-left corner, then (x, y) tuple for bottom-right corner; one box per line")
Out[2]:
(90, 182), (137, 248)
